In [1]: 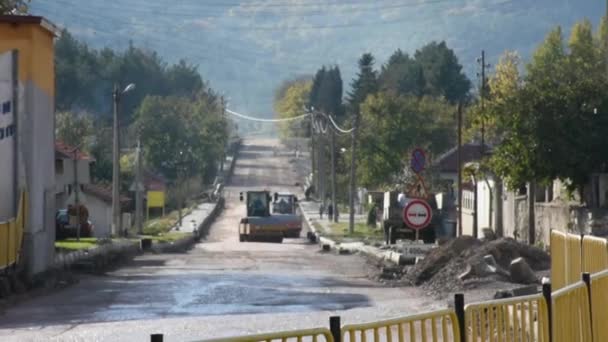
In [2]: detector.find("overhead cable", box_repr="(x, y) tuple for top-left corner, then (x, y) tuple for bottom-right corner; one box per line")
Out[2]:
(328, 114), (355, 134)
(225, 108), (310, 122)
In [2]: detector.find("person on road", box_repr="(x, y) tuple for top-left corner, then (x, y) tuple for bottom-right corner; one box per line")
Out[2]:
(319, 203), (324, 219)
(327, 203), (333, 221)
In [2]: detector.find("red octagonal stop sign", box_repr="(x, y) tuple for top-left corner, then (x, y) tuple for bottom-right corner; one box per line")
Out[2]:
(403, 199), (432, 230)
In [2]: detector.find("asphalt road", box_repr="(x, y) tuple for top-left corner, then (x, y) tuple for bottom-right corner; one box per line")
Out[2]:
(0, 139), (441, 342)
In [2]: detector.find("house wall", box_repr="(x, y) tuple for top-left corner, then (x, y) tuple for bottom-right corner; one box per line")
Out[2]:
(85, 194), (112, 238)
(0, 20), (56, 276)
(55, 158), (91, 191)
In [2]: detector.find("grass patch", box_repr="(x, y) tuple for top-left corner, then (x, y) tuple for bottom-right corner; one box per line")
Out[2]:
(325, 222), (383, 240)
(142, 207), (195, 236)
(55, 237), (99, 251)
(140, 232), (190, 243)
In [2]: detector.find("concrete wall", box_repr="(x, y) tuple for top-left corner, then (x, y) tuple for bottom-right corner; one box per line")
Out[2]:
(55, 158), (91, 192)
(85, 194), (112, 238)
(0, 18), (58, 276)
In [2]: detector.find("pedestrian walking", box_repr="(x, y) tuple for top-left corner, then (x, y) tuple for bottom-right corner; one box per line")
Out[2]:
(319, 203), (324, 219)
(327, 203), (334, 221)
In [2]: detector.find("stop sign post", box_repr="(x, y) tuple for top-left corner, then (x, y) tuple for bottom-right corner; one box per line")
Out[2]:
(403, 199), (432, 242)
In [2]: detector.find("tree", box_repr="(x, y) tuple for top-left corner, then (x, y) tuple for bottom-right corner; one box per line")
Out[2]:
(379, 49), (425, 97)
(347, 53), (378, 115)
(356, 93), (455, 187)
(414, 41), (471, 103)
(274, 78), (312, 139)
(55, 111), (94, 150)
(0, 0), (29, 14)
(135, 93), (227, 184)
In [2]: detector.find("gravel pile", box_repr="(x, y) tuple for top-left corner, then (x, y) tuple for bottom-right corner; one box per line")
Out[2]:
(406, 237), (550, 296)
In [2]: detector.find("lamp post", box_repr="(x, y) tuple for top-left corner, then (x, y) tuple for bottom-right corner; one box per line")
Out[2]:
(112, 83), (135, 237)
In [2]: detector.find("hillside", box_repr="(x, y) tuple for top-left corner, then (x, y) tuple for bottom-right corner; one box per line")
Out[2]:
(31, 0), (605, 117)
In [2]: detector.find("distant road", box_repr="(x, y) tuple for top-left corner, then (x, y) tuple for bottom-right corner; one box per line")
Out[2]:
(0, 138), (437, 341)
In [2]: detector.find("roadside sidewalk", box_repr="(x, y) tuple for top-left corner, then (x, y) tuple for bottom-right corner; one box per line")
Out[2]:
(299, 200), (408, 265)
(172, 203), (217, 233)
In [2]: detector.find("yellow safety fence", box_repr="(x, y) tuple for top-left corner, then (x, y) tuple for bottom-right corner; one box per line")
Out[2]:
(590, 269), (608, 342)
(464, 294), (549, 342)
(198, 328), (334, 342)
(0, 191), (26, 270)
(550, 230), (582, 290)
(582, 235), (608, 274)
(340, 309), (460, 342)
(551, 280), (592, 342)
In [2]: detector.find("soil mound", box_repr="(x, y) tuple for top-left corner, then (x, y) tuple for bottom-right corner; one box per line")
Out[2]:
(406, 237), (550, 295)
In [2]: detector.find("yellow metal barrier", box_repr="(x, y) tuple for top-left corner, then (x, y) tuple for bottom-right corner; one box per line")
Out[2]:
(198, 328), (334, 342)
(550, 231), (582, 290)
(582, 235), (608, 274)
(550, 230), (567, 290)
(340, 309), (460, 342)
(551, 280), (592, 342)
(464, 294), (549, 342)
(590, 269), (608, 342)
(0, 191), (27, 269)
(0, 221), (8, 269)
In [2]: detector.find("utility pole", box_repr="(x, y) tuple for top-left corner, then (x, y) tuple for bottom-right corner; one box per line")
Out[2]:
(135, 139), (143, 235)
(477, 50), (490, 151)
(73, 147), (81, 241)
(111, 83), (135, 237)
(457, 103), (463, 237)
(348, 111), (360, 234)
(330, 117), (337, 222)
(310, 113), (316, 197)
(111, 84), (121, 237)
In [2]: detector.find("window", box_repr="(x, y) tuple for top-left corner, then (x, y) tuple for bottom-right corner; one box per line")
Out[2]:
(55, 159), (64, 175)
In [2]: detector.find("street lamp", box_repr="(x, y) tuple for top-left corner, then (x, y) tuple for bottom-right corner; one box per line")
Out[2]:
(112, 83), (136, 237)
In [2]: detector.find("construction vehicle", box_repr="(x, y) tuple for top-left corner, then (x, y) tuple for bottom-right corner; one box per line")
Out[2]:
(271, 192), (302, 238)
(238, 191), (302, 242)
(382, 191), (439, 245)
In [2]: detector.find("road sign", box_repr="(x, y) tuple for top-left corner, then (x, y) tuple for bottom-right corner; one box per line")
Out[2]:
(410, 148), (426, 174)
(129, 182), (145, 192)
(403, 199), (432, 230)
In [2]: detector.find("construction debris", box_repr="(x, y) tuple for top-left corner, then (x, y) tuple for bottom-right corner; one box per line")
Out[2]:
(401, 236), (550, 297)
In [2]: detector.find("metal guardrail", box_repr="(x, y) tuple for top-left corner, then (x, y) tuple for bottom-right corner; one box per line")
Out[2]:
(341, 309), (460, 342)
(590, 269), (608, 342)
(550, 231), (582, 291)
(582, 235), (608, 274)
(464, 294), (549, 342)
(0, 191), (26, 271)
(194, 327), (334, 342)
(551, 280), (592, 342)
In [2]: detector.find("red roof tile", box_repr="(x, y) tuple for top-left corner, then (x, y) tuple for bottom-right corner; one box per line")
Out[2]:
(55, 141), (95, 161)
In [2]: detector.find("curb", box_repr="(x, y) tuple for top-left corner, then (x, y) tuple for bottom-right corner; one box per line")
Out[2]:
(299, 202), (408, 265)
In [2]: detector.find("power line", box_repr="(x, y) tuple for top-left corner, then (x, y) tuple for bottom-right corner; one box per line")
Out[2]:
(225, 108), (310, 122)
(328, 114), (354, 134)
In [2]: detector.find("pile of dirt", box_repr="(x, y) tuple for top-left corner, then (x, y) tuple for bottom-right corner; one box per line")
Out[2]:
(405, 237), (550, 297)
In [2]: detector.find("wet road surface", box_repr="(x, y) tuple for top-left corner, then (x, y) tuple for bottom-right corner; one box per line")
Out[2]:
(0, 139), (439, 341)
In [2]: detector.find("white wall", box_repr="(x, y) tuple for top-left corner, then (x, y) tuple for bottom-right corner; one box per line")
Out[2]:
(55, 158), (91, 192)
(84, 194), (112, 238)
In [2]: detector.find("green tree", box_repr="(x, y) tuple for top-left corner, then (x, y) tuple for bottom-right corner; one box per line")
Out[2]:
(55, 111), (94, 150)
(379, 49), (425, 97)
(414, 41), (471, 103)
(347, 53), (379, 115)
(356, 93), (455, 187)
(0, 0), (29, 14)
(274, 78), (312, 139)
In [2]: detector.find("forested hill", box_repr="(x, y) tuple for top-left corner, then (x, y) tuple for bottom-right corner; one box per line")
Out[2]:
(31, 0), (604, 116)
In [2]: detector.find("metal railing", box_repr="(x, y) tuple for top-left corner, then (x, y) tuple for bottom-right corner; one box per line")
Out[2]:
(0, 192), (26, 271)
(551, 280), (592, 342)
(340, 309), (460, 342)
(582, 235), (608, 274)
(464, 294), (549, 342)
(194, 327), (334, 342)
